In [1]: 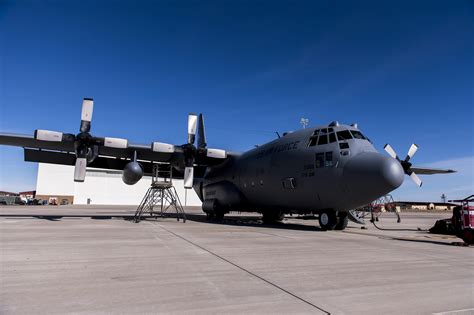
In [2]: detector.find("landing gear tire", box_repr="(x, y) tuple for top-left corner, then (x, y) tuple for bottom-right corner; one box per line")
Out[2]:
(205, 212), (215, 220)
(318, 210), (337, 231)
(335, 212), (349, 230)
(262, 211), (284, 224)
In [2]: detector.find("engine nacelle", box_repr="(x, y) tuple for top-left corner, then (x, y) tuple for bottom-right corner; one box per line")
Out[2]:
(122, 161), (143, 185)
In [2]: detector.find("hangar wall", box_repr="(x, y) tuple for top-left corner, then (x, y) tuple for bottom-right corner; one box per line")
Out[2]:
(36, 163), (202, 206)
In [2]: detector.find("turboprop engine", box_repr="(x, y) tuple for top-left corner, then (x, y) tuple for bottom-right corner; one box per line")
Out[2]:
(122, 161), (143, 185)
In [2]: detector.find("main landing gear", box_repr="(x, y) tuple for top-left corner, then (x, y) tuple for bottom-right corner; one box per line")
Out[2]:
(262, 210), (284, 224)
(318, 210), (348, 231)
(205, 211), (225, 222)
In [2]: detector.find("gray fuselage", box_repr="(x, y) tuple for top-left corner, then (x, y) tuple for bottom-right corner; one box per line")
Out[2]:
(196, 123), (404, 215)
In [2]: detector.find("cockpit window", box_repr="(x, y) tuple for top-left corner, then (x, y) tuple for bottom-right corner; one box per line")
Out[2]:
(308, 129), (319, 147)
(337, 130), (352, 141)
(309, 128), (345, 147)
(350, 130), (367, 140)
(317, 134), (328, 145)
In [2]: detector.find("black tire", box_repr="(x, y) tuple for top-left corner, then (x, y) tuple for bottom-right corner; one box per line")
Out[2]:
(318, 210), (337, 230)
(335, 213), (349, 230)
(205, 212), (215, 220)
(461, 229), (474, 245)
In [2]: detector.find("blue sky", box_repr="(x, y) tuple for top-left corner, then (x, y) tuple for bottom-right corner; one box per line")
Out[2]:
(0, 0), (472, 201)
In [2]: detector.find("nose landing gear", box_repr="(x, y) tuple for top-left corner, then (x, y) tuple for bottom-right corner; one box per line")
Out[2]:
(318, 210), (348, 230)
(335, 212), (349, 230)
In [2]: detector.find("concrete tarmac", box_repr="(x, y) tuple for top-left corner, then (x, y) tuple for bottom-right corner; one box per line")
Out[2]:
(0, 206), (473, 314)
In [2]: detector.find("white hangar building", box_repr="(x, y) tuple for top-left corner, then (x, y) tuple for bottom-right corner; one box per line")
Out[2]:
(35, 163), (202, 206)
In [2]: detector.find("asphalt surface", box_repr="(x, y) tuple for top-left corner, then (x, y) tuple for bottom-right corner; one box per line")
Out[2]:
(0, 205), (473, 314)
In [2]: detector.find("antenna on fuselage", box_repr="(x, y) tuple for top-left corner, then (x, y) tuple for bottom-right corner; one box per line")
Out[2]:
(300, 117), (309, 129)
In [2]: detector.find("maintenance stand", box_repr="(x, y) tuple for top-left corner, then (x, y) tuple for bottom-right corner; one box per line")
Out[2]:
(134, 163), (186, 223)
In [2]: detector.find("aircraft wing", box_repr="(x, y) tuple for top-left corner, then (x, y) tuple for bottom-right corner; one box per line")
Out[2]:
(0, 133), (75, 152)
(0, 99), (233, 186)
(410, 166), (456, 175)
(0, 132), (229, 180)
(0, 132), (228, 164)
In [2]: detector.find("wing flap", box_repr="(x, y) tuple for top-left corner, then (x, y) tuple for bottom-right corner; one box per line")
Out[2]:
(23, 148), (208, 179)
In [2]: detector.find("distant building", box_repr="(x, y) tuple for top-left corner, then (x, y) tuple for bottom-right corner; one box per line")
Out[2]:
(35, 163), (202, 206)
(0, 191), (18, 196)
(18, 190), (36, 200)
(394, 201), (456, 211)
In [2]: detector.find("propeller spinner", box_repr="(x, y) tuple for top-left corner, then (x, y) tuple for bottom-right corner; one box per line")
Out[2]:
(384, 143), (422, 187)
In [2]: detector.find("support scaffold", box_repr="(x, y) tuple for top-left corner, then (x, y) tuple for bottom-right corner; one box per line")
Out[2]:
(133, 163), (186, 223)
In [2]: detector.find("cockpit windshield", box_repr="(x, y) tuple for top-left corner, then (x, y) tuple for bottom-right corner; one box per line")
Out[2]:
(350, 130), (367, 140)
(336, 130), (352, 141)
(308, 128), (369, 147)
(308, 128), (336, 146)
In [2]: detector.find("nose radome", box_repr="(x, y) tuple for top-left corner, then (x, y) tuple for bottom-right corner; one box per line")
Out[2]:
(380, 155), (404, 190)
(343, 152), (405, 197)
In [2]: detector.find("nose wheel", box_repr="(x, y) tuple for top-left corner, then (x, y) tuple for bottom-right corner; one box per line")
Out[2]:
(319, 210), (348, 230)
(318, 210), (338, 230)
(335, 212), (349, 230)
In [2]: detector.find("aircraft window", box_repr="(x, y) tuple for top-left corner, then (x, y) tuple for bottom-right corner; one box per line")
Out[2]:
(308, 129), (321, 147)
(320, 128), (328, 134)
(337, 130), (353, 141)
(315, 153), (324, 168)
(328, 128), (334, 132)
(317, 134), (328, 145)
(350, 130), (367, 140)
(325, 152), (333, 167)
(328, 132), (336, 143)
(339, 142), (349, 149)
(308, 134), (318, 147)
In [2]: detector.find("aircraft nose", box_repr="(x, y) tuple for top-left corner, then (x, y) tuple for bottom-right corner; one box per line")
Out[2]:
(343, 152), (404, 197)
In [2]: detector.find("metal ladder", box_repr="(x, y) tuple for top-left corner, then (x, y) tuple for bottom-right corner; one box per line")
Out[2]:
(133, 164), (186, 223)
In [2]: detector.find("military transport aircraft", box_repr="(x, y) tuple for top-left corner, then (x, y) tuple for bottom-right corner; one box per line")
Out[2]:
(0, 98), (455, 230)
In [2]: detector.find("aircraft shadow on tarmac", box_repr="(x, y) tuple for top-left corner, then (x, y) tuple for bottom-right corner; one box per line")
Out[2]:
(2, 214), (121, 221)
(175, 213), (326, 232)
(1, 212), (324, 231)
(2, 213), (466, 246)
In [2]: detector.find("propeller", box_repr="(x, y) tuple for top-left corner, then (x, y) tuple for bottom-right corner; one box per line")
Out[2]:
(151, 113), (227, 189)
(34, 98), (128, 182)
(384, 143), (422, 187)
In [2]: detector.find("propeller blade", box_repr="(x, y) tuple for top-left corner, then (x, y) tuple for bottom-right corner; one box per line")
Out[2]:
(80, 98), (94, 133)
(409, 172), (422, 187)
(197, 113), (207, 149)
(207, 148), (227, 159)
(384, 144), (398, 160)
(152, 142), (175, 153)
(103, 137), (128, 149)
(405, 143), (418, 161)
(188, 113), (198, 144)
(184, 166), (194, 189)
(34, 130), (63, 142)
(74, 158), (87, 182)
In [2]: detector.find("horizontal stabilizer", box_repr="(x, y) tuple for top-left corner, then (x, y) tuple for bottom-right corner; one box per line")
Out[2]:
(410, 166), (456, 175)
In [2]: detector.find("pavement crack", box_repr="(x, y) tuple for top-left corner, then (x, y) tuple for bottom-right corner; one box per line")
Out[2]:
(154, 223), (330, 314)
